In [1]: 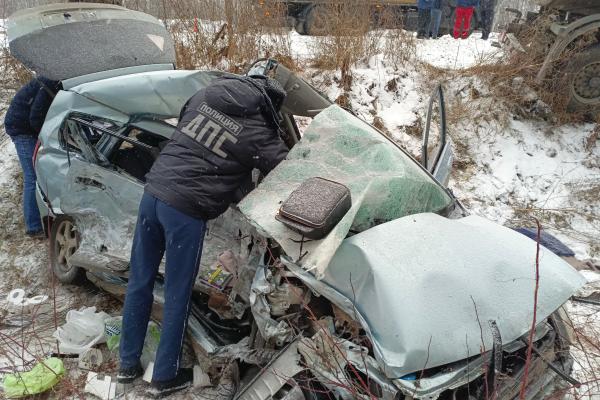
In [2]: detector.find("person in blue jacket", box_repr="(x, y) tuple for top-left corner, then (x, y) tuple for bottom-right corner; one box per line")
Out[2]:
(417, 0), (432, 39)
(429, 0), (443, 39)
(454, 0), (479, 39)
(480, 0), (497, 40)
(4, 77), (61, 237)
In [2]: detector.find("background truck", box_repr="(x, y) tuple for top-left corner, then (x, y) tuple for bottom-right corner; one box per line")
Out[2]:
(267, 0), (420, 35)
(267, 0), (488, 37)
(503, 0), (600, 115)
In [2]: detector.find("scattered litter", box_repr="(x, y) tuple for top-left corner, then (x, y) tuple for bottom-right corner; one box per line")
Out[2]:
(78, 348), (104, 370)
(84, 372), (117, 400)
(3, 289), (51, 326)
(104, 317), (160, 368)
(104, 316), (122, 351)
(193, 365), (211, 388)
(2, 357), (65, 398)
(53, 307), (110, 354)
(143, 361), (154, 383)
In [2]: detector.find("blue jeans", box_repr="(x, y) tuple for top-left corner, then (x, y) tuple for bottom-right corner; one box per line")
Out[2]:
(430, 9), (443, 38)
(11, 135), (43, 233)
(120, 192), (206, 382)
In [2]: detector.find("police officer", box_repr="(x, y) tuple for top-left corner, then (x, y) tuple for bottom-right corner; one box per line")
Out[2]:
(118, 76), (289, 397)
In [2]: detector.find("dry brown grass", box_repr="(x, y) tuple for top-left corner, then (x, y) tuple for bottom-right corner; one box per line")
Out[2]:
(457, 11), (599, 124)
(166, 0), (293, 73)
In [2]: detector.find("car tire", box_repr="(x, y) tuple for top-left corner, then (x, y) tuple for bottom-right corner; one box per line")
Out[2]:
(565, 45), (600, 118)
(50, 215), (85, 284)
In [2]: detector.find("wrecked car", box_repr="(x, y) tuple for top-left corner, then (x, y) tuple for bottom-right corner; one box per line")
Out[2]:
(8, 3), (586, 400)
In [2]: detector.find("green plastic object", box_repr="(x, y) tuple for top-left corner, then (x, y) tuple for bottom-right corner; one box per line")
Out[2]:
(3, 358), (65, 398)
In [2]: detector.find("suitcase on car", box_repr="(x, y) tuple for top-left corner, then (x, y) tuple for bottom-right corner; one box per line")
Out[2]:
(276, 177), (351, 240)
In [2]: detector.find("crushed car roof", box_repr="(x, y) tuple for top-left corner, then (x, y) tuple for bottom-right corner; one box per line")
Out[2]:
(8, 3), (176, 81)
(68, 70), (220, 119)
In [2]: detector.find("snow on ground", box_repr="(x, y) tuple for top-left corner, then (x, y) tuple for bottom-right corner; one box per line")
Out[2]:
(415, 32), (504, 69)
(0, 25), (598, 399)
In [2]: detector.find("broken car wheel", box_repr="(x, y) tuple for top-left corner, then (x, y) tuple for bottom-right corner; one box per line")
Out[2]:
(50, 215), (85, 284)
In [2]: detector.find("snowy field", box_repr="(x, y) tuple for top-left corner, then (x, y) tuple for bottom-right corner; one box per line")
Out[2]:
(0, 24), (599, 399)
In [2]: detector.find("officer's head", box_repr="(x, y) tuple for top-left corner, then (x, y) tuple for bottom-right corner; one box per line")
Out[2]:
(249, 75), (287, 112)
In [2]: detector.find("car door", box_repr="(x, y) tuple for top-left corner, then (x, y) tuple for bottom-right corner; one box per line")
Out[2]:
(421, 85), (454, 187)
(59, 116), (144, 274)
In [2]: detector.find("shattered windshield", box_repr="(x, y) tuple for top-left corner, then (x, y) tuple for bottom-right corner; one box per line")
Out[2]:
(240, 105), (453, 277)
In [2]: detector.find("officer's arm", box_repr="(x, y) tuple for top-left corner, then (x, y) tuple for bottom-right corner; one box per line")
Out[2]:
(254, 131), (289, 175)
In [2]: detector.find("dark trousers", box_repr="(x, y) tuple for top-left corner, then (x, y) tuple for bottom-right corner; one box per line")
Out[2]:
(120, 192), (206, 382)
(480, 7), (494, 39)
(429, 9), (443, 38)
(417, 8), (431, 37)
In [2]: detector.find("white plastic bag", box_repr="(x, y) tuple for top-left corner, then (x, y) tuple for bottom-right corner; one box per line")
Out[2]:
(53, 307), (110, 354)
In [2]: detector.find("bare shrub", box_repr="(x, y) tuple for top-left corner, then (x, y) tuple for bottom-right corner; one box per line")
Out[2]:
(309, 1), (375, 92)
(167, 0), (293, 73)
(459, 11), (597, 124)
(381, 10), (416, 69)
(0, 49), (32, 89)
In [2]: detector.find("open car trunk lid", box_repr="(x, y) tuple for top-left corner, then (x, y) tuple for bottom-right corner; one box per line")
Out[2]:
(7, 3), (176, 81)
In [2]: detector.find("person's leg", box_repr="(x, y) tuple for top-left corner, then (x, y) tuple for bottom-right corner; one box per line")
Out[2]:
(462, 6), (474, 38)
(120, 192), (166, 372)
(151, 199), (206, 383)
(417, 8), (427, 37)
(431, 9), (442, 38)
(423, 9), (431, 37)
(11, 135), (43, 234)
(453, 7), (464, 39)
(481, 8), (492, 39)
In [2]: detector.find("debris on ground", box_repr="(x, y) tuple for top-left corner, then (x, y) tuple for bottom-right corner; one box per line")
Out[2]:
(53, 307), (110, 355)
(2, 357), (64, 398)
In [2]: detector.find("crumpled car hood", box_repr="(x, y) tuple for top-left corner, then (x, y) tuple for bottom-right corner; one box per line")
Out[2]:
(321, 213), (585, 377)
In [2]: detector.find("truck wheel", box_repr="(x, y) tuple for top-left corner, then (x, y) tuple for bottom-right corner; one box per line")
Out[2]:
(50, 215), (85, 284)
(304, 5), (329, 36)
(566, 45), (600, 117)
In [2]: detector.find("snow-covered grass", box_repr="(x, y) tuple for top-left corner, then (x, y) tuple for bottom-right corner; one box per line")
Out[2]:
(0, 21), (598, 399)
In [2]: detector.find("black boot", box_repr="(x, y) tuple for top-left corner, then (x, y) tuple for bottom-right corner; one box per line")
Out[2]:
(147, 368), (193, 398)
(117, 363), (144, 384)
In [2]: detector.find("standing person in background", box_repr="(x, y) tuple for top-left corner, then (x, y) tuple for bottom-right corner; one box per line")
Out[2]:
(453, 0), (479, 39)
(429, 0), (443, 39)
(3, 77), (60, 238)
(480, 0), (497, 40)
(417, 0), (432, 39)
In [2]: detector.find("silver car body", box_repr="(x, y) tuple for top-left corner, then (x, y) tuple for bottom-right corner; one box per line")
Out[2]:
(9, 3), (586, 399)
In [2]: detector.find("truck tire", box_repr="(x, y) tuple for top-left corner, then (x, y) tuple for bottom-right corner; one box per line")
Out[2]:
(566, 45), (600, 117)
(50, 215), (85, 284)
(304, 5), (329, 36)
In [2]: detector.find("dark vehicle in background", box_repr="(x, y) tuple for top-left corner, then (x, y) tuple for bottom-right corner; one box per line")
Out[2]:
(259, 0), (483, 36)
(501, 0), (600, 116)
